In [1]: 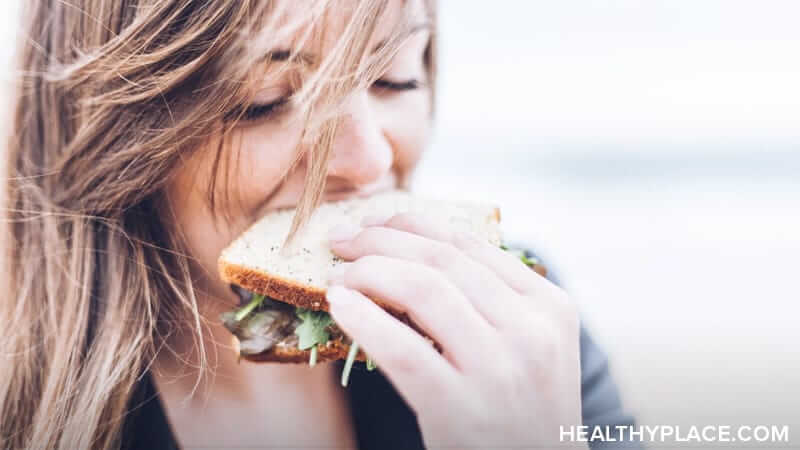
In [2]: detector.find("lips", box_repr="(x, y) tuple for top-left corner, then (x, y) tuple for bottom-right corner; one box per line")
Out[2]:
(252, 171), (400, 221)
(322, 172), (398, 203)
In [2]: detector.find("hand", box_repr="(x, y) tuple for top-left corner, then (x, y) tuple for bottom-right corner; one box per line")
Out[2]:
(326, 213), (587, 449)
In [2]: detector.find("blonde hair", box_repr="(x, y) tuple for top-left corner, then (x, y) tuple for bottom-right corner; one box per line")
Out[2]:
(0, 1), (436, 448)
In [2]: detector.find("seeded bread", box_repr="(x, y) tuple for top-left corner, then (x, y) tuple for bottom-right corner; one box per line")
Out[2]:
(218, 189), (502, 313)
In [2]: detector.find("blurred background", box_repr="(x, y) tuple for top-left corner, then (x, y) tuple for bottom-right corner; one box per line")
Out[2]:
(413, 1), (800, 446)
(2, 0), (798, 447)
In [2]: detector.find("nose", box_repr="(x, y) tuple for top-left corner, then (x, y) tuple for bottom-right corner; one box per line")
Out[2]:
(325, 91), (393, 186)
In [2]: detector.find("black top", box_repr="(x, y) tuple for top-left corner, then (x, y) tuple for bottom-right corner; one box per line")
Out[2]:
(121, 250), (642, 449)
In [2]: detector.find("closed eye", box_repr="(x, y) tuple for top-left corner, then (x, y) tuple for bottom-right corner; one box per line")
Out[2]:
(234, 78), (418, 123)
(372, 78), (420, 92)
(238, 98), (289, 122)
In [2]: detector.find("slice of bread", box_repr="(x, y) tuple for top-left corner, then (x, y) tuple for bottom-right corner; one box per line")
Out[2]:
(219, 189), (501, 312)
(218, 189), (502, 363)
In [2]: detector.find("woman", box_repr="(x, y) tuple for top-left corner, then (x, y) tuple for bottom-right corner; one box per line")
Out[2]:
(1, 1), (638, 449)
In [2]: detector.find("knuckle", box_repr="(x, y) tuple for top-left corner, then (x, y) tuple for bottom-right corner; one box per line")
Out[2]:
(382, 352), (416, 375)
(451, 229), (483, 252)
(351, 255), (381, 279)
(509, 317), (561, 369)
(405, 283), (431, 308)
(478, 355), (527, 412)
(355, 226), (384, 249)
(342, 232), (368, 258)
(387, 211), (421, 231)
(423, 241), (461, 269)
(408, 264), (448, 305)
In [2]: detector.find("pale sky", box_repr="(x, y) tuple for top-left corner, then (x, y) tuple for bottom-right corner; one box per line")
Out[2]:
(2, 1), (798, 146)
(436, 0), (800, 142)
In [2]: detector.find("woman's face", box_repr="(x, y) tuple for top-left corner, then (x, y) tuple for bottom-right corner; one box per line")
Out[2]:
(166, 0), (432, 307)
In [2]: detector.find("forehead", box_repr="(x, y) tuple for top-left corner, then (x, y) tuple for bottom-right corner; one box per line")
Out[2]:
(269, 0), (429, 58)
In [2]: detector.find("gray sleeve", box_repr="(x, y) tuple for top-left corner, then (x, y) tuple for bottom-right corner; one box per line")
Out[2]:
(579, 324), (643, 449)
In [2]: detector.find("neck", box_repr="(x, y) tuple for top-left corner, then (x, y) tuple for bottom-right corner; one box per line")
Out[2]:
(147, 280), (357, 450)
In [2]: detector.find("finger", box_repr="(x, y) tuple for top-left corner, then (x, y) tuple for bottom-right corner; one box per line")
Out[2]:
(330, 224), (524, 328)
(328, 255), (497, 370)
(326, 285), (463, 409)
(368, 212), (553, 297)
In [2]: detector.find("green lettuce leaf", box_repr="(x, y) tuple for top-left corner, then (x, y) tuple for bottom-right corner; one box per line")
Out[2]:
(341, 342), (359, 387)
(294, 308), (334, 350)
(501, 243), (539, 267)
(519, 253), (539, 267)
(234, 293), (265, 321)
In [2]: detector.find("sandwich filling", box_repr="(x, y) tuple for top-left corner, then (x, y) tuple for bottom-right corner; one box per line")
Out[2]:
(221, 290), (374, 386)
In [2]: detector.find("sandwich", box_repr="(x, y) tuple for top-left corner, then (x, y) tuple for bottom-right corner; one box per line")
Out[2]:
(218, 190), (539, 385)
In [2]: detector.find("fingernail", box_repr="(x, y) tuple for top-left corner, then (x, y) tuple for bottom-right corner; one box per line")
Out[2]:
(327, 263), (349, 285)
(326, 285), (355, 307)
(361, 213), (393, 227)
(328, 223), (361, 243)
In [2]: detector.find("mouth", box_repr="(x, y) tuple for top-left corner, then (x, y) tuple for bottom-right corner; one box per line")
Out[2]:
(251, 172), (400, 223)
(322, 172), (399, 203)
(322, 185), (393, 203)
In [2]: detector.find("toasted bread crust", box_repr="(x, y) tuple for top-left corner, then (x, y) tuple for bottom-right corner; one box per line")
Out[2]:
(240, 340), (367, 364)
(220, 260), (330, 311)
(219, 260), (429, 333)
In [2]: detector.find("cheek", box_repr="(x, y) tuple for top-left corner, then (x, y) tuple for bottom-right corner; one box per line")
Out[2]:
(375, 91), (432, 176)
(163, 121), (304, 299)
(229, 120), (305, 215)
(164, 150), (235, 300)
